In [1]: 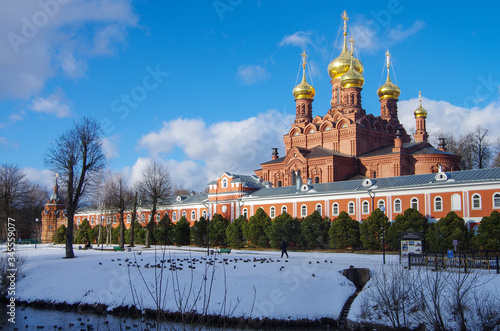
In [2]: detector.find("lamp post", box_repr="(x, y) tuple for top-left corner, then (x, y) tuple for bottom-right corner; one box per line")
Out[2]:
(380, 206), (386, 264)
(202, 200), (210, 256)
(34, 218), (39, 249)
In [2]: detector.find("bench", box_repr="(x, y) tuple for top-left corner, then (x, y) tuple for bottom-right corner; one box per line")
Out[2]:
(113, 246), (123, 251)
(219, 248), (231, 254)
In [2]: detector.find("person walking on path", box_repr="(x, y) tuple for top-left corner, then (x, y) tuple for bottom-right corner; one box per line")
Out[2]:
(281, 240), (289, 258)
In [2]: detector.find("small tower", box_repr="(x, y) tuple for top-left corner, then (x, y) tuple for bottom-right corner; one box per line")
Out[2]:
(414, 91), (428, 143)
(328, 11), (363, 111)
(41, 174), (66, 243)
(339, 37), (365, 120)
(377, 50), (401, 123)
(292, 50), (315, 126)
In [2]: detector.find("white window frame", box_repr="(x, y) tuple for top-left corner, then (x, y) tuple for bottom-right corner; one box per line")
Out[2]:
(315, 203), (322, 215)
(182, 211), (187, 218)
(411, 198), (419, 210)
(434, 196), (443, 211)
(394, 199), (402, 213)
(172, 211), (177, 222)
(242, 208), (248, 219)
(191, 210), (196, 220)
(332, 203), (339, 216)
(362, 201), (370, 214)
(378, 200), (385, 210)
(281, 206), (287, 214)
(90, 216), (94, 225)
(301, 204), (307, 217)
(202, 210), (207, 218)
(222, 178), (228, 188)
(472, 194), (482, 209)
(270, 206), (275, 218)
(127, 214), (131, 224)
(493, 193), (500, 209)
(141, 214), (145, 223)
(451, 194), (462, 211)
(348, 201), (355, 215)
(156, 213), (161, 222)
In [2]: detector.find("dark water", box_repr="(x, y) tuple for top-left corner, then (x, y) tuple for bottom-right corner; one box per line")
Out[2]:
(0, 305), (338, 330)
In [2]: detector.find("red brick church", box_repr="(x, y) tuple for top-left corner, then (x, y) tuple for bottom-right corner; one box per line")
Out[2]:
(255, 11), (460, 187)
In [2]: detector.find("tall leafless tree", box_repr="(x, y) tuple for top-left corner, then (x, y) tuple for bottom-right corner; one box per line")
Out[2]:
(471, 126), (491, 169)
(44, 117), (106, 258)
(0, 164), (29, 240)
(138, 160), (171, 248)
(103, 172), (132, 249)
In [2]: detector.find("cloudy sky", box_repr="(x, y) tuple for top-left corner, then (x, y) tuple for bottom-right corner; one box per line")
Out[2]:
(1, 0), (499, 192)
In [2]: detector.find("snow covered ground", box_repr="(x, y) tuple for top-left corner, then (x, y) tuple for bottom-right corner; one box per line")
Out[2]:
(2, 244), (499, 329)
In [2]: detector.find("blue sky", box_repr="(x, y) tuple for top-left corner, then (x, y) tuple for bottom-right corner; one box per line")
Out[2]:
(1, 0), (499, 192)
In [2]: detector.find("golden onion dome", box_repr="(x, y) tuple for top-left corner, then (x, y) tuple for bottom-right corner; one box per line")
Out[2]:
(377, 51), (400, 99)
(293, 51), (315, 100)
(414, 91), (427, 117)
(328, 47), (364, 79)
(340, 55), (364, 89)
(328, 11), (363, 79)
(293, 76), (316, 100)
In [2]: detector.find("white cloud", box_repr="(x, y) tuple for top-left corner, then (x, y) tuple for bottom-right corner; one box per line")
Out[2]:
(137, 110), (294, 192)
(398, 97), (500, 145)
(0, 0), (138, 99)
(23, 167), (54, 191)
(0, 137), (19, 150)
(351, 20), (425, 52)
(29, 87), (71, 117)
(279, 31), (314, 49)
(102, 135), (120, 160)
(237, 65), (270, 85)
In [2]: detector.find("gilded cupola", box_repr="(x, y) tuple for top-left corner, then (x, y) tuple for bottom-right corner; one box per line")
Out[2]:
(377, 50), (400, 100)
(414, 91), (428, 117)
(328, 11), (364, 79)
(340, 38), (364, 89)
(293, 50), (316, 100)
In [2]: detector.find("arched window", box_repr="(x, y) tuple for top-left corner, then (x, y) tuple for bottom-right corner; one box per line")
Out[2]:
(451, 194), (462, 210)
(270, 206), (276, 218)
(242, 208), (248, 219)
(348, 201), (355, 215)
(411, 198), (419, 210)
(493, 193), (500, 208)
(202, 210), (207, 219)
(156, 213), (161, 222)
(281, 206), (287, 214)
(172, 212), (177, 222)
(301, 205), (307, 217)
(316, 203), (322, 215)
(191, 210), (196, 220)
(127, 214), (131, 223)
(472, 194), (481, 209)
(332, 203), (339, 216)
(77, 217), (81, 225)
(182, 211), (187, 218)
(90, 216), (94, 225)
(277, 180), (282, 187)
(378, 200), (385, 210)
(113, 215), (117, 224)
(434, 196), (443, 211)
(141, 213), (145, 223)
(314, 177), (320, 184)
(222, 178), (228, 188)
(394, 199), (402, 213)
(107, 216), (111, 225)
(362, 201), (370, 214)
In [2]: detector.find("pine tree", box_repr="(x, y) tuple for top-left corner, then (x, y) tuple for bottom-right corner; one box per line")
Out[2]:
(329, 211), (360, 249)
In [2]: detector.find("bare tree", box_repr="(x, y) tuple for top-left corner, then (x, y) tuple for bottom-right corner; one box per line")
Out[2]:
(138, 160), (172, 248)
(104, 172), (133, 249)
(471, 126), (491, 169)
(44, 117), (106, 258)
(0, 164), (29, 240)
(128, 190), (139, 247)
